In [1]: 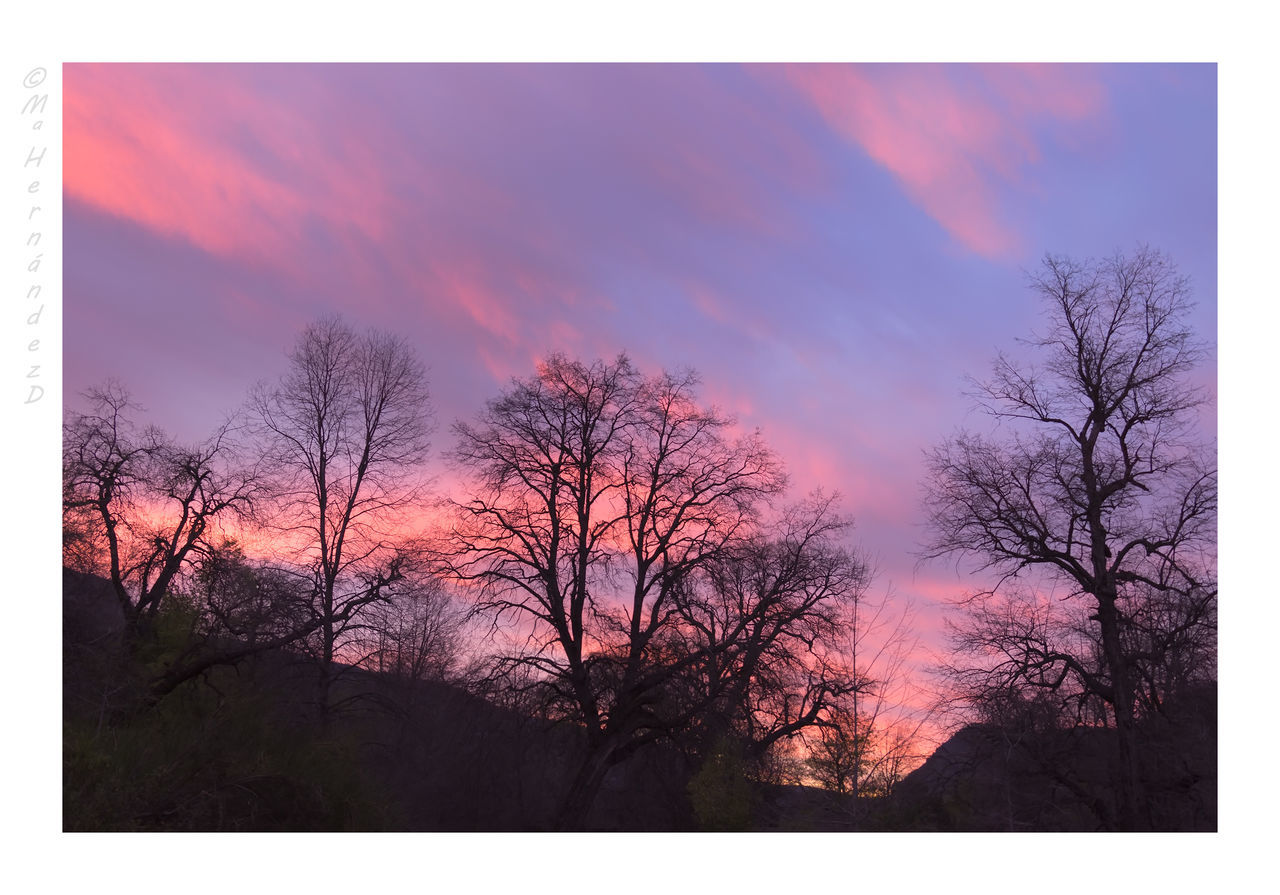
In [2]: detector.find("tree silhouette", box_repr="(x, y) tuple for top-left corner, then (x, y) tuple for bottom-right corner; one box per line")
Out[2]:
(251, 316), (433, 719)
(442, 354), (871, 828)
(923, 248), (1217, 830)
(798, 582), (929, 814)
(666, 493), (872, 765)
(63, 382), (259, 642)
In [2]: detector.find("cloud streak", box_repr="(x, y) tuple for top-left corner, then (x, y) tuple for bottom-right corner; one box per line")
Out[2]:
(62, 63), (1214, 717)
(772, 63), (1109, 258)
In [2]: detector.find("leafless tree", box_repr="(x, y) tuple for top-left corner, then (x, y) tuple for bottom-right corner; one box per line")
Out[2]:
(922, 248), (1217, 830)
(63, 382), (259, 640)
(445, 353), (875, 829)
(147, 540), (371, 703)
(940, 587), (1104, 724)
(61, 382), (411, 706)
(251, 316), (432, 718)
(1122, 582), (1216, 718)
(805, 702), (873, 796)
(795, 581), (930, 820)
(356, 572), (463, 685)
(667, 493), (873, 764)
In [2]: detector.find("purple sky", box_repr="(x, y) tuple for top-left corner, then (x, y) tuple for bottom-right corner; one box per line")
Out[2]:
(63, 62), (1217, 706)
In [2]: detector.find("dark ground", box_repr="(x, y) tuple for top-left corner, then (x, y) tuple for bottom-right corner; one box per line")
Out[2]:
(63, 569), (1216, 832)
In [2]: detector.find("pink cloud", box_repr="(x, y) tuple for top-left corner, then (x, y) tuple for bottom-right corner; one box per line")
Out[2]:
(978, 63), (1108, 124)
(771, 64), (1108, 258)
(683, 280), (778, 347)
(598, 65), (828, 241)
(634, 135), (789, 239)
(693, 376), (757, 428)
(431, 265), (522, 345)
(64, 65), (396, 275)
(65, 65), (613, 365)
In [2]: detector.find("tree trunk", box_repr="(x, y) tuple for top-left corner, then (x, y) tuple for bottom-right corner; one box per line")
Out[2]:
(316, 617), (335, 729)
(1096, 594), (1145, 831)
(554, 743), (615, 831)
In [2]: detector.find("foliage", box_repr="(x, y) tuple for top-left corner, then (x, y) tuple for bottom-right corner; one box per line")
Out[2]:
(64, 609), (393, 831)
(687, 741), (755, 832)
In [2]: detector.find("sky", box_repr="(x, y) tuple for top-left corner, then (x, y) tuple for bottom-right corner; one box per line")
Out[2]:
(61, 62), (1218, 735)
(2, 0), (1269, 874)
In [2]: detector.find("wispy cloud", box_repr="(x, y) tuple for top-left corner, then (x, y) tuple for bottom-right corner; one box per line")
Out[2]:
(64, 65), (397, 273)
(62, 63), (1212, 694)
(772, 63), (1108, 258)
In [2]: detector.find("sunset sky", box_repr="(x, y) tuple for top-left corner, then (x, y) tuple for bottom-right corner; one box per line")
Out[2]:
(61, 62), (1218, 719)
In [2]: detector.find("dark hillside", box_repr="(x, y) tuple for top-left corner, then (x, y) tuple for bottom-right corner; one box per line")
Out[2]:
(63, 569), (701, 830)
(881, 702), (1216, 832)
(63, 568), (1215, 832)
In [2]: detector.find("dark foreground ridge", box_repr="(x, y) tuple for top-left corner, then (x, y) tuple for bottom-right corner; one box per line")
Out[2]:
(64, 569), (1215, 832)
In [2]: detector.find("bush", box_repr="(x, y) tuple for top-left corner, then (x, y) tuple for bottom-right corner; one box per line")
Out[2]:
(687, 742), (755, 831)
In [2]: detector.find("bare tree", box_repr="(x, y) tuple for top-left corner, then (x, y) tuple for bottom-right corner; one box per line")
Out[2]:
(61, 382), (413, 706)
(443, 354), (826, 828)
(251, 316), (432, 718)
(145, 539), (401, 704)
(922, 248), (1216, 830)
(194, 540), (315, 649)
(795, 581), (930, 821)
(836, 591), (930, 803)
(668, 493), (873, 765)
(1122, 582), (1217, 719)
(356, 572), (463, 685)
(63, 382), (259, 641)
(805, 702), (874, 796)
